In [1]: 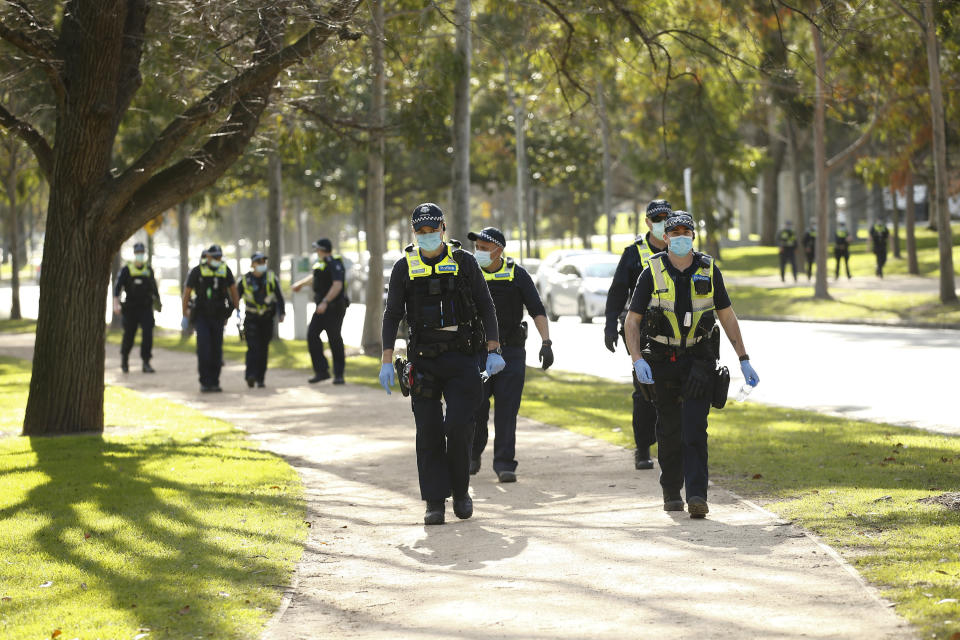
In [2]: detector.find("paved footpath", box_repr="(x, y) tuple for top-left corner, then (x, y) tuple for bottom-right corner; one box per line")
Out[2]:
(1, 334), (913, 639)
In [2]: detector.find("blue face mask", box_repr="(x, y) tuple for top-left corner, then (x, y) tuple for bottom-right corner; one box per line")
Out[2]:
(651, 221), (665, 240)
(254, 264), (267, 274)
(134, 253), (146, 265)
(208, 259), (222, 269)
(417, 231), (443, 252)
(474, 250), (493, 267)
(669, 236), (693, 257)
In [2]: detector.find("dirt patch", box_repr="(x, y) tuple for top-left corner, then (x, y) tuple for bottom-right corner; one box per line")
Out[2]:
(918, 492), (960, 511)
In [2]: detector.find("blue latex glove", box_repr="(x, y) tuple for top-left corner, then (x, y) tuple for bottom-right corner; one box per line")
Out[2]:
(741, 360), (759, 387)
(180, 316), (190, 331)
(633, 358), (654, 384)
(379, 362), (395, 395)
(486, 352), (506, 376)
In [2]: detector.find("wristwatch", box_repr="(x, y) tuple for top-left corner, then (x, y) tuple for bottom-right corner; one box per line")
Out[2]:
(738, 354), (750, 362)
(542, 339), (552, 346)
(488, 346), (502, 355)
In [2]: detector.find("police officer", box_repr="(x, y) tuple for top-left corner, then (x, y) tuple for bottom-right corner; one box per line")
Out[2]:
(113, 241), (160, 373)
(378, 203), (504, 525)
(869, 219), (890, 278)
(802, 223), (817, 280)
(604, 199), (670, 470)
(624, 212), (759, 519)
(834, 221), (852, 279)
(292, 238), (347, 385)
(181, 245), (240, 393)
(238, 252), (285, 388)
(777, 220), (798, 283)
(467, 226), (553, 483)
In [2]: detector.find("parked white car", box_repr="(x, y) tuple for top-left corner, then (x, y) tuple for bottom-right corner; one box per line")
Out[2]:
(543, 253), (619, 323)
(534, 248), (601, 301)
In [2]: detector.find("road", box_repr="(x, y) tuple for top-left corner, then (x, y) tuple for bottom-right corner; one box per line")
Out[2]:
(3, 280), (957, 435)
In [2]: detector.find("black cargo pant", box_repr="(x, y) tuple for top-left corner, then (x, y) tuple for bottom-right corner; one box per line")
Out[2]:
(834, 248), (851, 279)
(244, 313), (274, 383)
(623, 327), (657, 452)
(874, 248), (887, 277)
(649, 352), (712, 501)
(410, 350), (483, 502)
(308, 300), (346, 378)
(779, 248), (797, 282)
(804, 250), (815, 279)
(195, 314), (225, 387)
(473, 345), (525, 473)
(120, 305), (154, 363)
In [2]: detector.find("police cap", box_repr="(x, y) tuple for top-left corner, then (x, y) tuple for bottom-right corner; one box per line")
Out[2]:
(646, 199), (672, 219)
(411, 203), (445, 231)
(467, 226), (505, 248)
(311, 238), (333, 251)
(664, 211), (695, 234)
(206, 244), (223, 258)
(251, 252), (267, 262)
(133, 242), (146, 253)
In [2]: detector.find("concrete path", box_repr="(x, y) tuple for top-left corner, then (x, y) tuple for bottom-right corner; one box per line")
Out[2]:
(0, 333), (913, 638)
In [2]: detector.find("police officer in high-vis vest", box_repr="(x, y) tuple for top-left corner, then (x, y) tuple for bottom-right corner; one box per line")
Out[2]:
(802, 223), (817, 280)
(604, 199), (670, 470)
(869, 219), (890, 278)
(379, 203), (504, 526)
(181, 245), (240, 393)
(624, 212), (759, 519)
(113, 241), (160, 373)
(834, 221), (852, 279)
(238, 252), (285, 388)
(467, 226), (553, 483)
(292, 238), (347, 384)
(777, 220), (798, 282)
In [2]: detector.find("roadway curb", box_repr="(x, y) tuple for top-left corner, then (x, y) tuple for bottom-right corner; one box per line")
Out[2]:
(737, 314), (960, 331)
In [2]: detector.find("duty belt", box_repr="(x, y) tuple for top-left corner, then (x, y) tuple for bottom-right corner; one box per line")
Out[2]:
(649, 334), (705, 347)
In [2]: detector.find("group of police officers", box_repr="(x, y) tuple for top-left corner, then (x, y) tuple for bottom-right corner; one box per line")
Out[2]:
(777, 217), (892, 282)
(115, 198), (762, 525)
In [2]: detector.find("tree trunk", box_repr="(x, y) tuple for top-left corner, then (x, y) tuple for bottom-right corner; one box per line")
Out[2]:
(177, 202), (190, 292)
(922, 0), (957, 303)
(891, 199), (901, 259)
(268, 151), (283, 270)
(811, 24), (830, 300)
(531, 187), (540, 258)
(450, 0), (472, 240)
(787, 119), (806, 273)
(361, 0), (386, 356)
(761, 99), (786, 246)
(3, 165), (21, 320)
(504, 60), (528, 261)
(596, 80), (614, 253)
(905, 173), (919, 275)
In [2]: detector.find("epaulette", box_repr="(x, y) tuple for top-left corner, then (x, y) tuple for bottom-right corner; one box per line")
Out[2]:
(699, 253), (713, 268)
(404, 243), (415, 252)
(448, 239), (462, 249)
(506, 257), (515, 268)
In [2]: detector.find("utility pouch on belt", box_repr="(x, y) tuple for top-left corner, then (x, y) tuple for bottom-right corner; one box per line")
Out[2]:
(638, 381), (657, 403)
(683, 358), (715, 399)
(711, 365), (730, 409)
(395, 357), (412, 397)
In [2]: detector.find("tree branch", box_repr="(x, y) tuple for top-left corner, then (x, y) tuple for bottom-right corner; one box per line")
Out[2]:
(112, 0), (149, 133)
(106, 0), (362, 216)
(0, 101), (52, 179)
(890, 0), (924, 30)
(826, 102), (892, 173)
(0, 19), (66, 103)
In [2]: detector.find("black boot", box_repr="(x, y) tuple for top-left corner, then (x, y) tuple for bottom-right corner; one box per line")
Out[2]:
(469, 458), (481, 475)
(142, 361), (155, 373)
(634, 447), (654, 470)
(424, 500), (445, 525)
(453, 494), (473, 520)
(121, 355), (129, 373)
(663, 489), (684, 512)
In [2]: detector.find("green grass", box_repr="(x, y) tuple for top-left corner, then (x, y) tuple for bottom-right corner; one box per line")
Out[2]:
(516, 366), (960, 638)
(728, 285), (960, 326)
(0, 356), (307, 640)
(0, 318), (38, 334)
(715, 223), (960, 279)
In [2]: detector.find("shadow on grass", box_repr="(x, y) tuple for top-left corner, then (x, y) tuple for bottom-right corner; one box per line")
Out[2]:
(0, 431), (302, 637)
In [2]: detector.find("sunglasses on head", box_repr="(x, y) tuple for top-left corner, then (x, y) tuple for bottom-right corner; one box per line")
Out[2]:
(648, 213), (669, 222)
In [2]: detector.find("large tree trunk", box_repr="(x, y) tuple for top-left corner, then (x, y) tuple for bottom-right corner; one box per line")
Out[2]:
(905, 173), (919, 275)
(361, 0), (386, 356)
(596, 80), (614, 253)
(3, 164), (21, 320)
(505, 64), (528, 260)
(268, 151), (282, 270)
(787, 119), (806, 273)
(811, 24), (830, 300)
(177, 202), (190, 292)
(450, 0), (472, 240)
(922, 0), (957, 303)
(761, 98), (786, 246)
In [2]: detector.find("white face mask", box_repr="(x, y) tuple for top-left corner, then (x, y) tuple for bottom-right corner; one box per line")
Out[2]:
(254, 264), (267, 274)
(134, 253), (146, 264)
(208, 259), (222, 269)
(651, 221), (666, 240)
(474, 250), (493, 267)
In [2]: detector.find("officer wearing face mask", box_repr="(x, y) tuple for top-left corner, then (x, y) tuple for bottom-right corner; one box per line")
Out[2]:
(467, 226), (553, 483)
(113, 241), (161, 373)
(379, 203), (504, 525)
(604, 199), (670, 470)
(624, 212), (759, 519)
(292, 238), (348, 385)
(238, 252), (285, 388)
(181, 245), (240, 393)
(834, 221), (852, 280)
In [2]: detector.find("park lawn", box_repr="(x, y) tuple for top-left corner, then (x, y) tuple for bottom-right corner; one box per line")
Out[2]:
(715, 223), (960, 279)
(727, 285), (960, 326)
(515, 367), (960, 639)
(0, 355), (307, 640)
(0, 318), (39, 334)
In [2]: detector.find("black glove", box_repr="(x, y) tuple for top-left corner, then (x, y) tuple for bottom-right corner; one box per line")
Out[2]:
(604, 328), (618, 353)
(539, 342), (554, 370)
(683, 359), (714, 399)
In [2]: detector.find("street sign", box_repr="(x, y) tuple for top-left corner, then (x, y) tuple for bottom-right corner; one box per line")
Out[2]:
(144, 214), (164, 236)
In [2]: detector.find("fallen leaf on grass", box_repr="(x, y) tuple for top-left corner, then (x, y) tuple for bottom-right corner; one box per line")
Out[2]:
(872, 495), (893, 503)
(51, 631), (61, 639)
(80, 583), (87, 591)
(39, 581), (53, 588)
(177, 605), (191, 615)
(269, 485), (281, 490)
(1, 597), (10, 602)
(83, 533), (91, 540)
(883, 457), (896, 462)
(949, 633), (960, 640)
(751, 474), (762, 479)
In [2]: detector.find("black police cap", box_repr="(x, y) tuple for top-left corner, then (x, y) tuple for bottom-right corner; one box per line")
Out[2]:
(133, 242), (146, 252)
(646, 199), (672, 218)
(411, 203), (445, 230)
(664, 211), (696, 233)
(467, 227), (505, 248)
(312, 238), (332, 251)
(206, 244), (223, 257)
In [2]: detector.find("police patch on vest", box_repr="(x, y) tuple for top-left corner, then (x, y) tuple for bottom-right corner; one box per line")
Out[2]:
(412, 268), (426, 274)
(495, 272), (510, 278)
(437, 264), (457, 272)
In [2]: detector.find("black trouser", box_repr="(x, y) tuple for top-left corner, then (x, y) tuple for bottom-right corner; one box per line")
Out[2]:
(649, 353), (712, 501)
(195, 314), (225, 387)
(623, 329), (658, 451)
(307, 301), (345, 377)
(779, 248), (797, 282)
(120, 305), (154, 363)
(804, 250), (815, 279)
(473, 345), (525, 473)
(874, 249), (887, 276)
(834, 248), (851, 278)
(411, 350), (483, 502)
(244, 313), (274, 383)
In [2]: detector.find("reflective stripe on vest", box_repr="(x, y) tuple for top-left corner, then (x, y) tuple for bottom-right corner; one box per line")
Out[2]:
(635, 240), (654, 270)
(127, 263), (152, 278)
(199, 263), (228, 279)
(481, 258), (515, 282)
(406, 244), (460, 279)
(647, 254), (715, 347)
(243, 271), (277, 314)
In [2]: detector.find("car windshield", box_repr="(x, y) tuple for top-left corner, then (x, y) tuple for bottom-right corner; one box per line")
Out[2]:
(583, 262), (618, 278)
